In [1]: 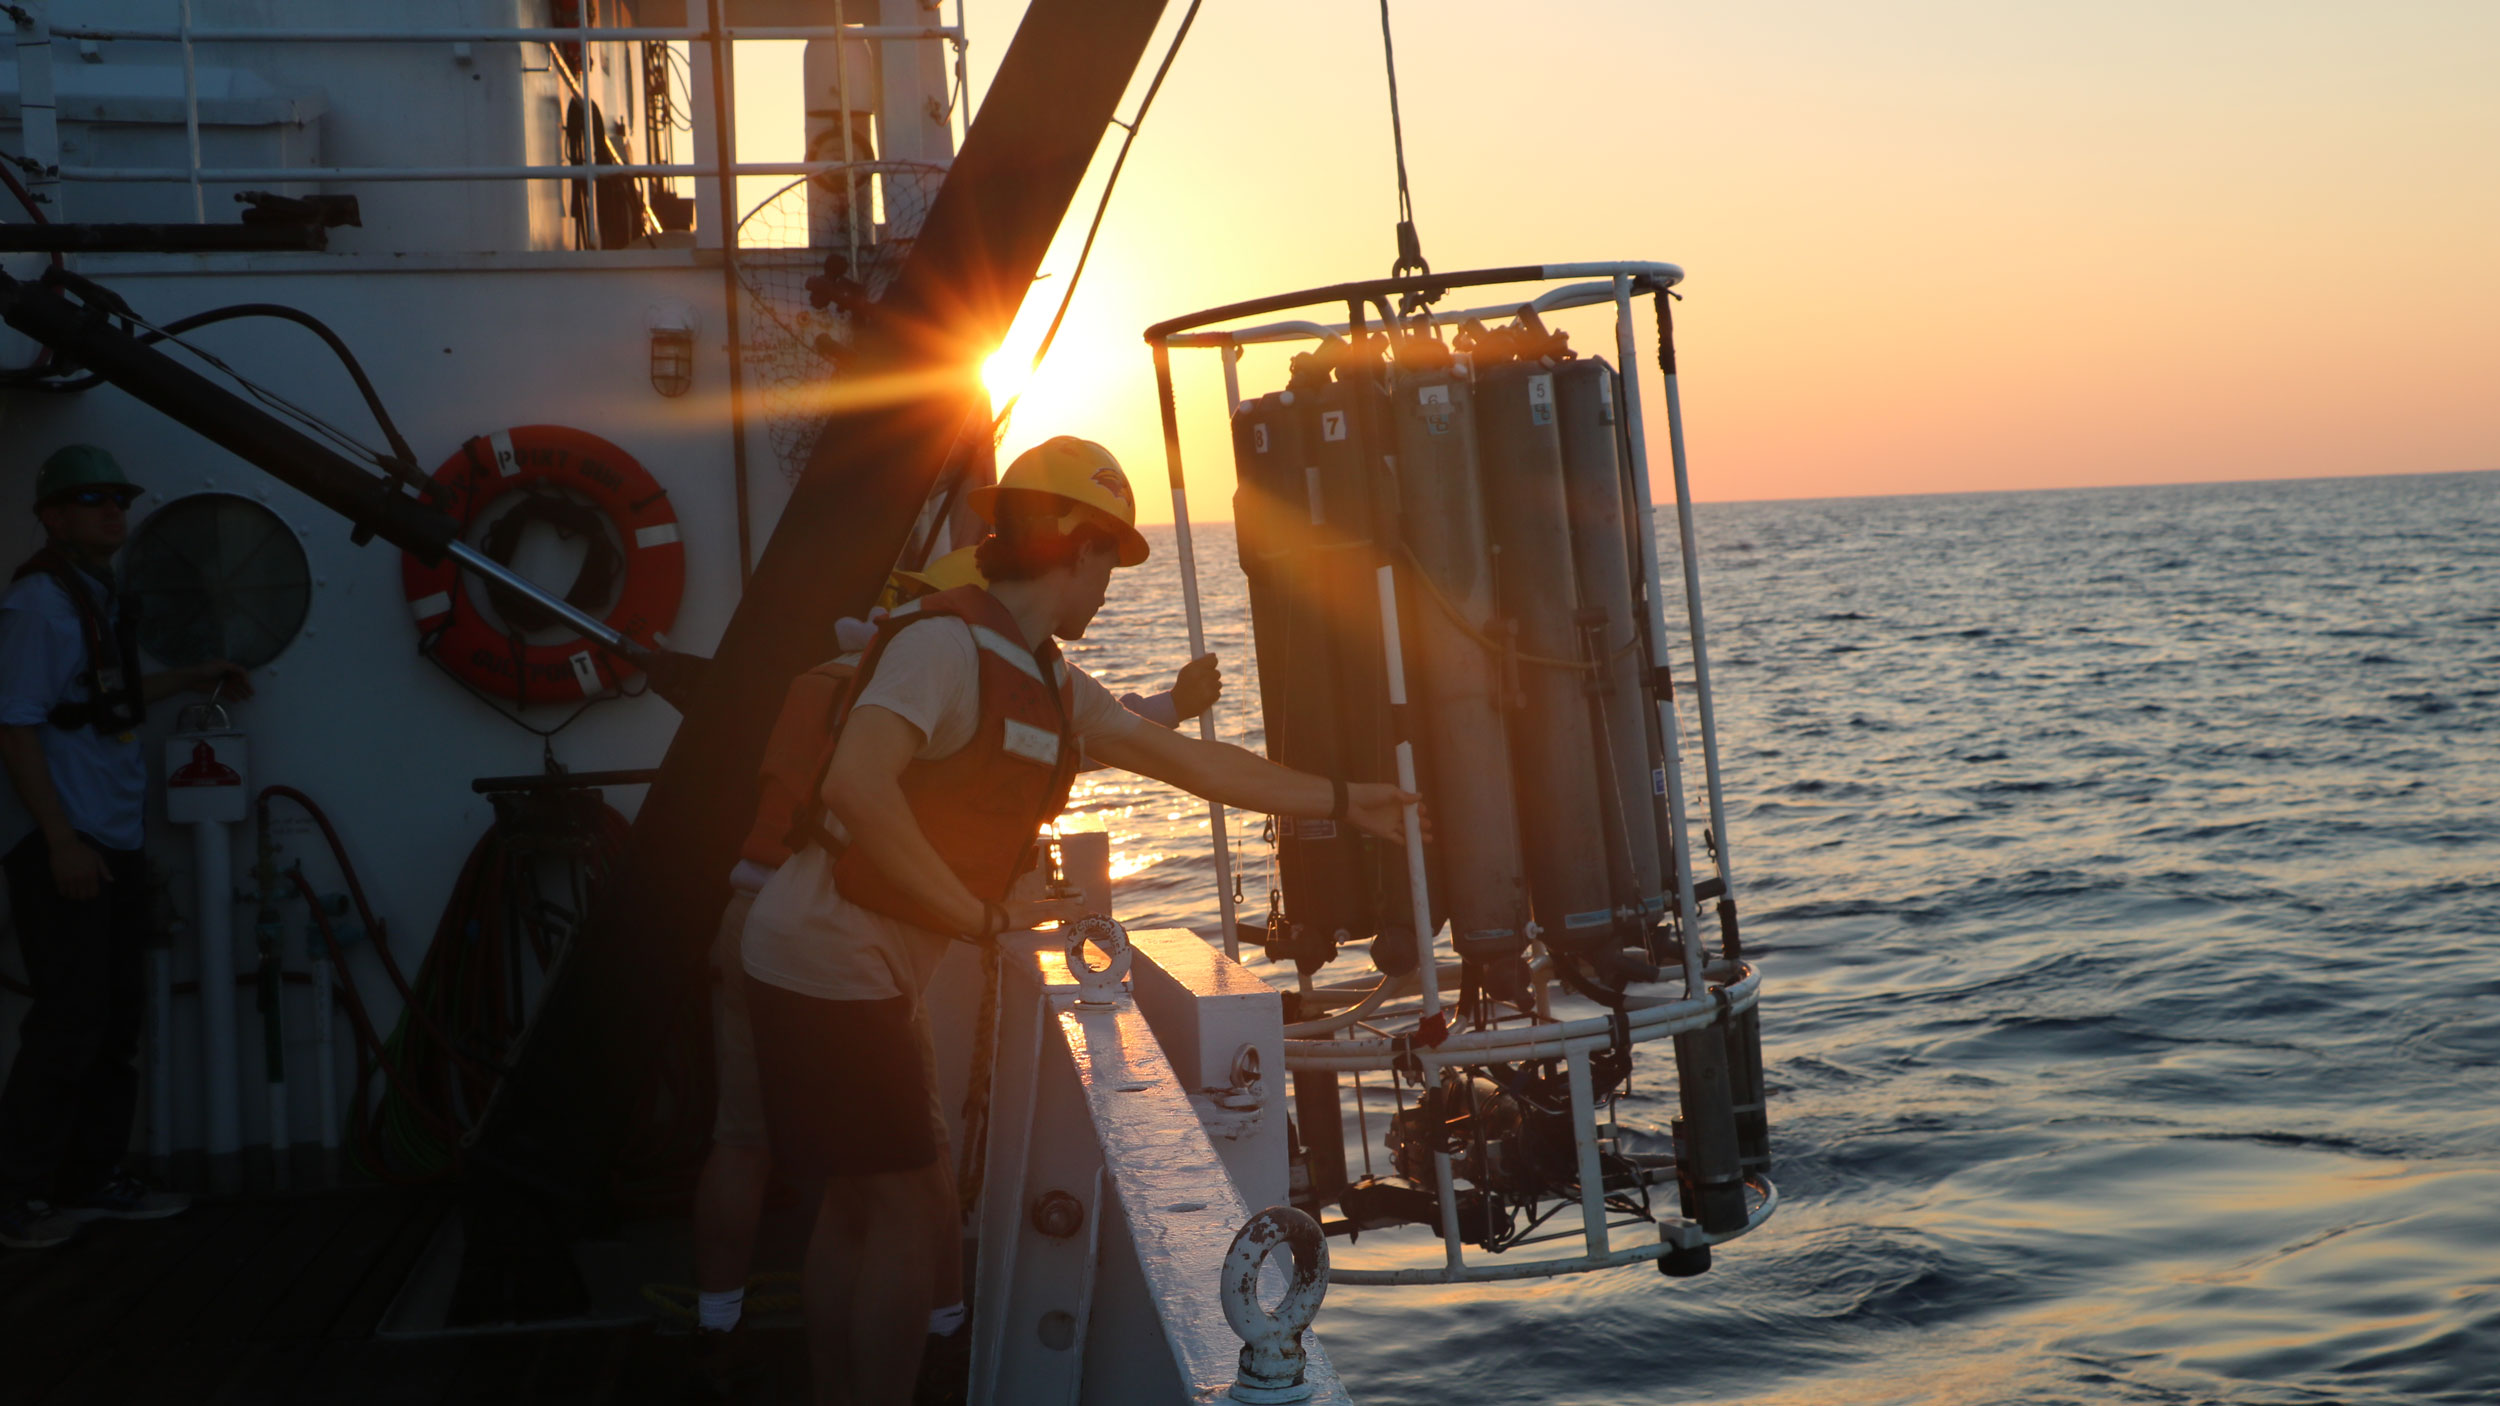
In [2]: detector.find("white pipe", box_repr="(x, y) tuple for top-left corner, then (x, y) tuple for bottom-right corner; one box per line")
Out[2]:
(146, 945), (173, 1163)
(1279, 971), (1408, 1039)
(1434, 1144), (1464, 1273)
(311, 950), (338, 1153)
(1284, 964), (1764, 1070)
(178, 0), (203, 221)
(831, 0), (860, 266)
(1566, 1049), (1608, 1257)
(1167, 281), (1631, 351)
(12, 1), (64, 215)
(193, 819), (240, 1165)
(1327, 1175), (1779, 1285)
(1374, 565), (1440, 1023)
(1612, 275), (1709, 997)
(1658, 318), (1736, 901)
(575, 2), (598, 250)
(1149, 346), (1239, 959)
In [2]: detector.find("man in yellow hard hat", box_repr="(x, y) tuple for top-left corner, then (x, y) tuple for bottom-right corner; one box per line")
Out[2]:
(684, 541), (1217, 1359)
(740, 435), (1414, 1403)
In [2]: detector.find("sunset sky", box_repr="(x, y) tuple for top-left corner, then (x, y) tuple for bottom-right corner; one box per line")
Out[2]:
(749, 2), (2498, 520)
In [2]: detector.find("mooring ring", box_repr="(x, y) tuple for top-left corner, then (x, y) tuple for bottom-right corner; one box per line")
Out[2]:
(1064, 914), (1131, 1002)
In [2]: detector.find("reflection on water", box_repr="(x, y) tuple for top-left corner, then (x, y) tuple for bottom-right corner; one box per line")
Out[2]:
(1073, 472), (2500, 1405)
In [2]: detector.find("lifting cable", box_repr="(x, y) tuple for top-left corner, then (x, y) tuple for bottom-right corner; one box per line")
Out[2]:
(1377, 0), (1435, 310)
(991, 0), (1206, 440)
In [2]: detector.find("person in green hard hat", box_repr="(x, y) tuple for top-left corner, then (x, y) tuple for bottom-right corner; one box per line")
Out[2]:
(0, 445), (251, 1251)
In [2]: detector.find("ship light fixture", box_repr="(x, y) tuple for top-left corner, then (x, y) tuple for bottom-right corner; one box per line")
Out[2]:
(647, 301), (697, 397)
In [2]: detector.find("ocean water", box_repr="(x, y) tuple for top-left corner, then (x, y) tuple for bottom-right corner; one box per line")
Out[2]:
(1060, 470), (2500, 1406)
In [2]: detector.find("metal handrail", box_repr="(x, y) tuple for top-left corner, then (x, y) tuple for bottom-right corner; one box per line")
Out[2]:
(59, 160), (932, 184)
(41, 12), (966, 232)
(49, 25), (961, 44)
(1163, 279), (1633, 350)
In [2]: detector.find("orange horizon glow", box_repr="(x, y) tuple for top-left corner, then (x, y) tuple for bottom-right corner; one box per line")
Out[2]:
(733, 1), (2498, 525)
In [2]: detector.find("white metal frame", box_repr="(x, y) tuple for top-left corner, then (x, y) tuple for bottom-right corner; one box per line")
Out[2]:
(24, 9), (967, 239)
(1144, 261), (1767, 1285)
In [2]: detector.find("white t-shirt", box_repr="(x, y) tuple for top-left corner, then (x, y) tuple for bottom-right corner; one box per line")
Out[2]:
(741, 614), (1143, 1001)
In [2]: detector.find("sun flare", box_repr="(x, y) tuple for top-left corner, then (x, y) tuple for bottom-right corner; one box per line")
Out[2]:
(982, 349), (1031, 406)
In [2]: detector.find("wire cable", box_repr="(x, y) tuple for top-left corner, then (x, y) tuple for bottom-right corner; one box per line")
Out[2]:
(989, 0), (1206, 437)
(1378, 0), (1431, 292)
(41, 303), (422, 479)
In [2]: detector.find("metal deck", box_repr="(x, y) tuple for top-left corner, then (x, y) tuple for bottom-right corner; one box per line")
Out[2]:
(0, 1188), (843, 1405)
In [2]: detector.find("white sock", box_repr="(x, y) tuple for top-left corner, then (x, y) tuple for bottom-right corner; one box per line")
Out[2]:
(698, 1287), (745, 1332)
(927, 1301), (966, 1336)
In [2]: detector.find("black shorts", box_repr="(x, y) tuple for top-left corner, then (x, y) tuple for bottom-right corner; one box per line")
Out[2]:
(743, 976), (938, 1181)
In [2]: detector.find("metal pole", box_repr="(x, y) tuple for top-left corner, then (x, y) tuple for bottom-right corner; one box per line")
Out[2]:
(12, 1), (64, 218)
(179, 0), (204, 221)
(444, 540), (649, 659)
(706, 0), (757, 580)
(1374, 564), (1439, 1023)
(1151, 344), (1239, 960)
(1655, 294), (1735, 903)
(1610, 274), (1707, 997)
(832, 0), (862, 268)
(194, 818), (240, 1185)
(1566, 1046), (1609, 1258)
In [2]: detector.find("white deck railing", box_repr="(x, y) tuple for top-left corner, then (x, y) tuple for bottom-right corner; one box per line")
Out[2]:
(9, 1), (967, 251)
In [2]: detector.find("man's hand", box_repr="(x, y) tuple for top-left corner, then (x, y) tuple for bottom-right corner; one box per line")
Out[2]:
(1002, 894), (1089, 931)
(1345, 782), (1422, 843)
(50, 834), (110, 902)
(1170, 653), (1222, 721)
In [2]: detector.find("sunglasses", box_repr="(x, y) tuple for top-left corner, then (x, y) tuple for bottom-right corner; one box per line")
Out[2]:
(55, 487), (141, 510)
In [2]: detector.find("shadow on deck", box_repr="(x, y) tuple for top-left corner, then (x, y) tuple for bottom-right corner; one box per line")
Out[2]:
(0, 1187), (823, 1404)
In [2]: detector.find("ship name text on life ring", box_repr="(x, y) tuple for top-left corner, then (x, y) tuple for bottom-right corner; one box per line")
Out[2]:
(399, 425), (685, 707)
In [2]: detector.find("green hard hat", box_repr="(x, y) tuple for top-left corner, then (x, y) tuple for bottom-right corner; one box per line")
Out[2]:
(34, 444), (142, 506)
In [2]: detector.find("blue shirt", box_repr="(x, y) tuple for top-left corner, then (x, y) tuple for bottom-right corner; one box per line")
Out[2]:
(0, 567), (149, 851)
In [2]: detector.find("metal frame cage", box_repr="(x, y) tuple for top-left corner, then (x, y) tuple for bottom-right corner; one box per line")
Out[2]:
(1142, 262), (1774, 1285)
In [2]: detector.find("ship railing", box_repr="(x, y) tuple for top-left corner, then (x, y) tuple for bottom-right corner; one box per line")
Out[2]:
(16, 1), (968, 256)
(974, 922), (1352, 1403)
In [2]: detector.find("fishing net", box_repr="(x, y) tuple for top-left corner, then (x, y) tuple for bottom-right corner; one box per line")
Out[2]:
(732, 164), (948, 483)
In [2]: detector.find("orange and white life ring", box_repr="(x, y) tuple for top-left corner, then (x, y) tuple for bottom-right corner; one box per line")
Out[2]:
(400, 425), (684, 705)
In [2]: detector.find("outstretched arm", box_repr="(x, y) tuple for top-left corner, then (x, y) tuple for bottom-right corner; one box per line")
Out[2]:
(1085, 722), (1414, 842)
(823, 705), (1084, 935)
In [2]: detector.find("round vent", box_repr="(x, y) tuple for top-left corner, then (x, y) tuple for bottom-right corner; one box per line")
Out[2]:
(125, 493), (312, 670)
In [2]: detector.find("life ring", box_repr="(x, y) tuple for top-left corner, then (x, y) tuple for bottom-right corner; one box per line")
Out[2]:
(400, 425), (684, 706)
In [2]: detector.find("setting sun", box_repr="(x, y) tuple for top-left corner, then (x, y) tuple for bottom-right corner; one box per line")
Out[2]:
(981, 348), (1031, 408)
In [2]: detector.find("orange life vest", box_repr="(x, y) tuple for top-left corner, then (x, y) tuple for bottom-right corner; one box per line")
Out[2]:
(831, 586), (1079, 933)
(737, 655), (864, 870)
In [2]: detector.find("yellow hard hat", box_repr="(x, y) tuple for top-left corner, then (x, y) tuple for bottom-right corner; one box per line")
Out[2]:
(877, 568), (934, 611)
(916, 545), (987, 593)
(968, 436), (1150, 567)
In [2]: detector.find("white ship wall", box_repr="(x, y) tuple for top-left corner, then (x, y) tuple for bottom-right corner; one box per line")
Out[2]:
(0, 0), (654, 250)
(0, 252), (780, 1162)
